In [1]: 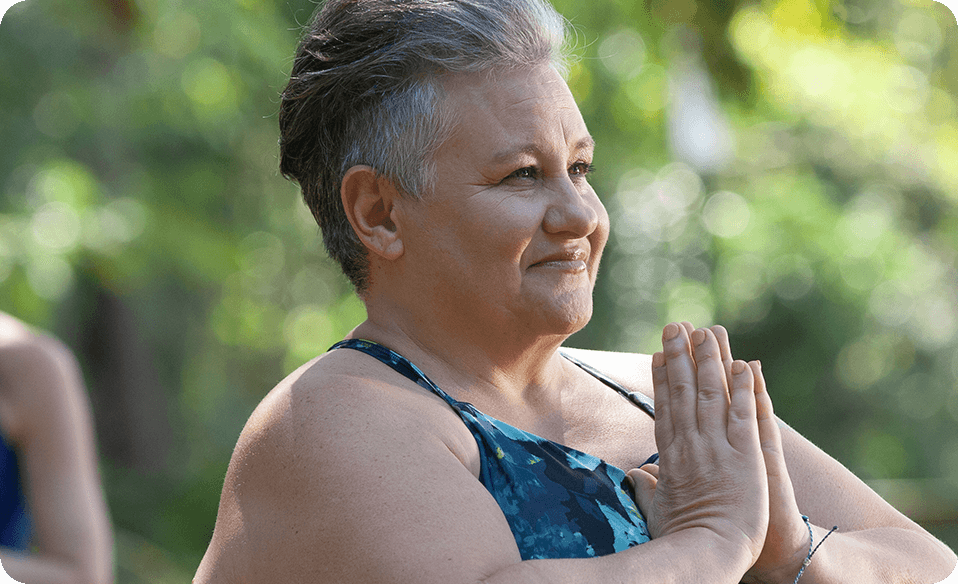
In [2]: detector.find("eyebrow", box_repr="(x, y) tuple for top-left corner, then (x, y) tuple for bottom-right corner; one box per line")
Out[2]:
(489, 135), (596, 165)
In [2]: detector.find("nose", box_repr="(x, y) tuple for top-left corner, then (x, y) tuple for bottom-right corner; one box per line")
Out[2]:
(542, 180), (602, 238)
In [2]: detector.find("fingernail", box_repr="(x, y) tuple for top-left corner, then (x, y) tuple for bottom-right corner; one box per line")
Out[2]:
(652, 352), (665, 368)
(732, 361), (746, 374)
(691, 329), (706, 346)
(663, 323), (679, 340)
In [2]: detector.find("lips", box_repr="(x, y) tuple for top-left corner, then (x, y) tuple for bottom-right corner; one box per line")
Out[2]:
(529, 247), (589, 269)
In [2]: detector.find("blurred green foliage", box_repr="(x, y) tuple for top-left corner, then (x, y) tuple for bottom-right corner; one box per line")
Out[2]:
(1, 0), (956, 580)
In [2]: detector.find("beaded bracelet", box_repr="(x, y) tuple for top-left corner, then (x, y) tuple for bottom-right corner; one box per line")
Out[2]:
(793, 515), (839, 584)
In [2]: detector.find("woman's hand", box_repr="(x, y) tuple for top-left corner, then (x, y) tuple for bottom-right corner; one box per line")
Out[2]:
(629, 323), (769, 570)
(708, 325), (810, 584)
(684, 325), (811, 582)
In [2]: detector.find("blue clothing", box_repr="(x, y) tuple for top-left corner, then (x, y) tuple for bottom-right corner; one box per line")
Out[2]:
(331, 339), (656, 560)
(0, 431), (31, 550)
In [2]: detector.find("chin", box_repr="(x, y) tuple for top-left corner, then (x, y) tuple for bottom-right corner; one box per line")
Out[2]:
(534, 289), (594, 336)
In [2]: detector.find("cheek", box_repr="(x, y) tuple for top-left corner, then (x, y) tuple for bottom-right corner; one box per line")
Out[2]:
(485, 225), (534, 271)
(418, 214), (527, 282)
(471, 199), (541, 253)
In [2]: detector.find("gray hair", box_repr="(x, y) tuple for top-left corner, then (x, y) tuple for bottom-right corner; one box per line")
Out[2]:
(279, 0), (571, 291)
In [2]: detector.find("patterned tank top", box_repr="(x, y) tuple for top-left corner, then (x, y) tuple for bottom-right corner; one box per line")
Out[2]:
(330, 339), (658, 560)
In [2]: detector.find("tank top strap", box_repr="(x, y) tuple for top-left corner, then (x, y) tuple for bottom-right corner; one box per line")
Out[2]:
(331, 340), (657, 421)
(329, 339), (463, 409)
(559, 350), (655, 419)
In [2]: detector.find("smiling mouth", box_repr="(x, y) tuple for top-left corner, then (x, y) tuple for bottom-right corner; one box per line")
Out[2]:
(530, 249), (589, 271)
(534, 260), (588, 272)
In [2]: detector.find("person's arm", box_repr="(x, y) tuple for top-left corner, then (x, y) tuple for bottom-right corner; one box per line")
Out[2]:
(0, 314), (114, 584)
(704, 324), (956, 584)
(196, 326), (768, 584)
(566, 326), (956, 583)
(0, 554), (81, 584)
(752, 413), (956, 584)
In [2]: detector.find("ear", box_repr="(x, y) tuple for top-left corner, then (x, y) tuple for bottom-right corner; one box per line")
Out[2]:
(341, 165), (405, 260)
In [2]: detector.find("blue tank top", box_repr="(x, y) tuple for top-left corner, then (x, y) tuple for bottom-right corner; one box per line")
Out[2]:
(331, 339), (657, 560)
(0, 430), (31, 550)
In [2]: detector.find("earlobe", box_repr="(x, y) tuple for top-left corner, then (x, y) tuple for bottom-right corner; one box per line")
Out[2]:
(341, 165), (404, 260)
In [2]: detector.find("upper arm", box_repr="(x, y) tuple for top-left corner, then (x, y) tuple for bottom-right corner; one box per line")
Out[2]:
(2, 333), (113, 583)
(199, 374), (523, 584)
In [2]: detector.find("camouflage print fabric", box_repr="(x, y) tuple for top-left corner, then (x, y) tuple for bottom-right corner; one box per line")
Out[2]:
(331, 339), (653, 560)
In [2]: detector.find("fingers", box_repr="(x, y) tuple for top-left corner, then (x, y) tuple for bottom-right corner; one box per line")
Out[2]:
(640, 463), (659, 479)
(661, 323), (698, 438)
(751, 361), (773, 422)
(751, 361), (786, 476)
(691, 328), (731, 438)
(711, 325), (734, 383)
(627, 466), (658, 522)
(651, 351), (674, 450)
(727, 359), (760, 452)
(744, 360), (807, 582)
(658, 323), (734, 439)
(752, 360), (781, 454)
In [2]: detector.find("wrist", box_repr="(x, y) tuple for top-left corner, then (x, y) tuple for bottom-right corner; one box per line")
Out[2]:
(687, 526), (761, 579)
(755, 517), (839, 584)
(752, 539), (809, 584)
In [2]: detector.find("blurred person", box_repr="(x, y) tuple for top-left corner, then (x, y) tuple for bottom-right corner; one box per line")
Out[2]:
(0, 312), (113, 584)
(195, 0), (956, 582)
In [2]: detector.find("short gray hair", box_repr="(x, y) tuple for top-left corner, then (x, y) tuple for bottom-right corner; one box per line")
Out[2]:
(279, 0), (571, 291)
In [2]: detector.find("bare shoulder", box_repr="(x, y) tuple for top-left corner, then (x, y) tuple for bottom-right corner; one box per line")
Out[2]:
(561, 346), (654, 398)
(0, 316), (87, 445)
(195, 349), (485, 584)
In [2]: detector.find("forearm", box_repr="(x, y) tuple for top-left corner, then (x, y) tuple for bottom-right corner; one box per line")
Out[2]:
(0, 549), (105, 584)
(481, 528), (754, 584)
(757, 525), (956, 584)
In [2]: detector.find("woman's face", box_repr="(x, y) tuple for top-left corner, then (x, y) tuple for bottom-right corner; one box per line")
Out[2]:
(397, 64), (609, 339)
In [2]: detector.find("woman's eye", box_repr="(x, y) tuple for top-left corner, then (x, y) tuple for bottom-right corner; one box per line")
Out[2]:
(570, 162), (595, 177)
(508, 167), (538, 181)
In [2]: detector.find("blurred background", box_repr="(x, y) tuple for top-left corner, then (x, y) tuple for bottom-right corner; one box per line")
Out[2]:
(0, 0), (956, 580)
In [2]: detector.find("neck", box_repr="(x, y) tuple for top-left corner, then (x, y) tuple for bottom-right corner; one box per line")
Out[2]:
(352, 292), (575, 409)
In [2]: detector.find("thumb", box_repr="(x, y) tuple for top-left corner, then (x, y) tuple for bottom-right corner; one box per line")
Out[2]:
(627, 466), (657, 520)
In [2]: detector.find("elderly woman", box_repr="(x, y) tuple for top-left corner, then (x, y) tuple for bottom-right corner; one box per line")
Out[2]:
(194, 0), (956, 582)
